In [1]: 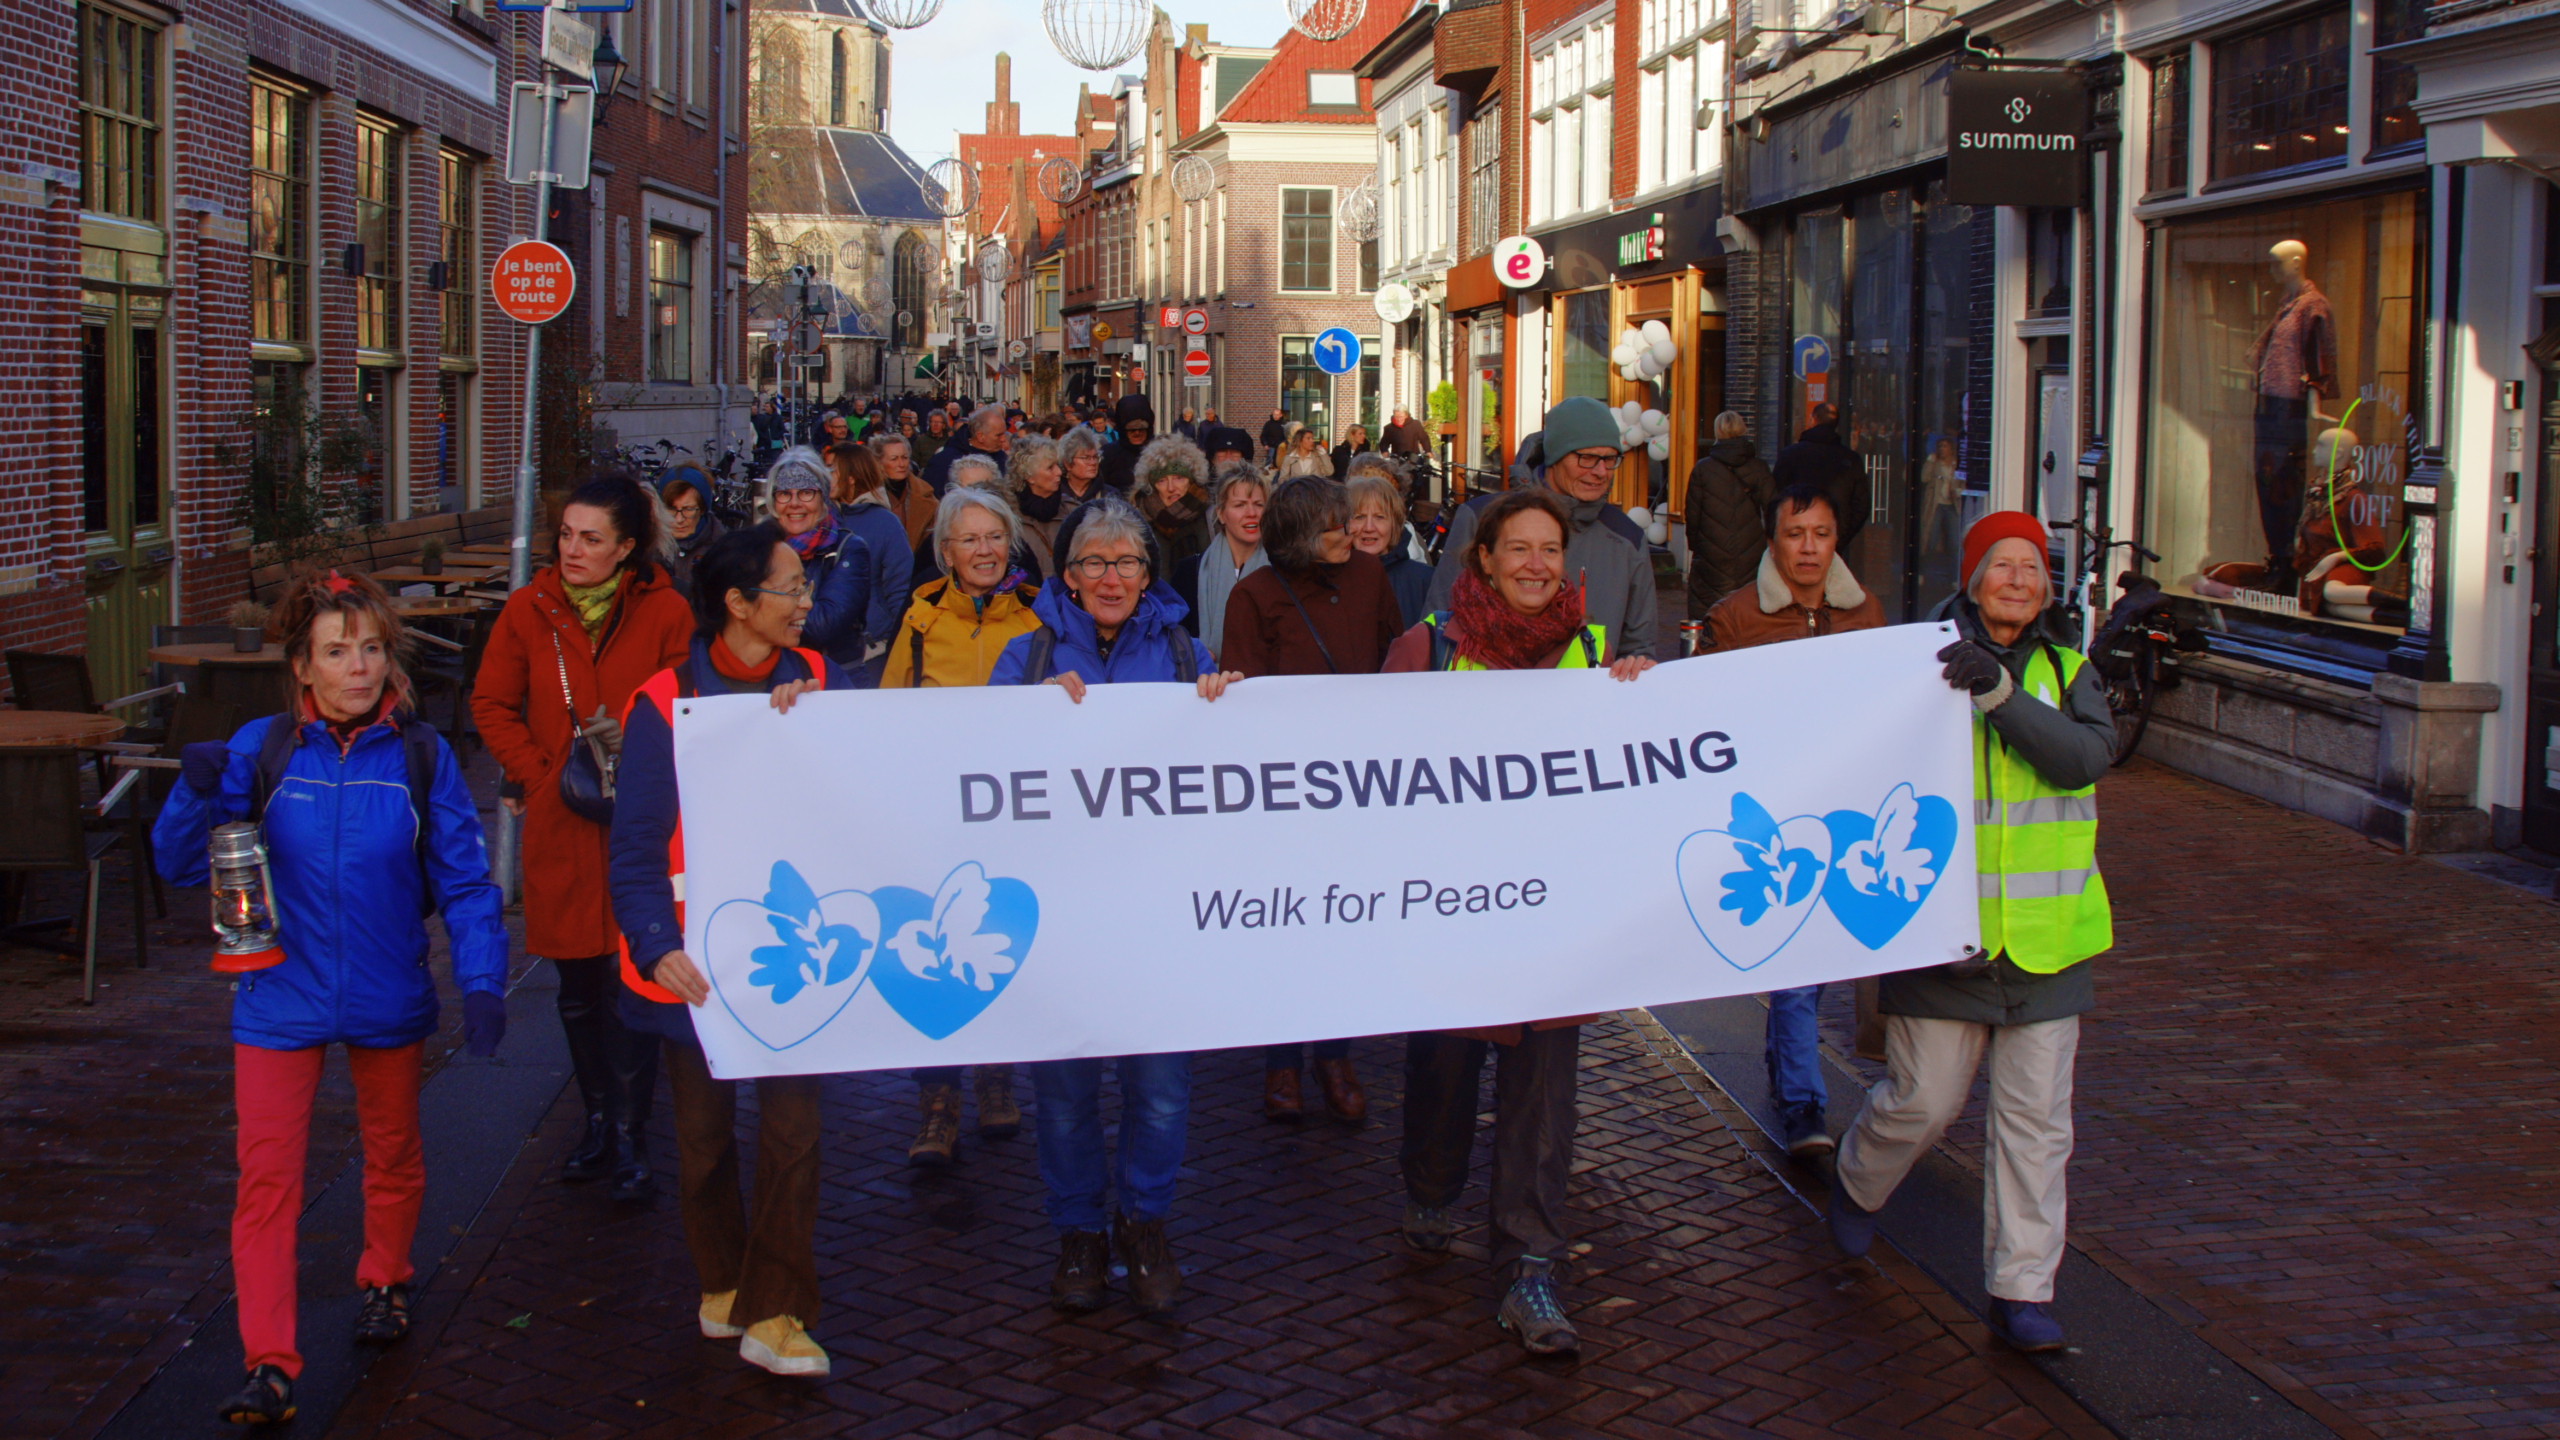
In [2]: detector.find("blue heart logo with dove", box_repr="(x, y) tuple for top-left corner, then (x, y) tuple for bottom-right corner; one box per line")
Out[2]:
(1676, 794), (1834, 971)
(1820, 783), (1957, 951)
(704, 862), (883, 1052)
(865, 862), (1040, 1041)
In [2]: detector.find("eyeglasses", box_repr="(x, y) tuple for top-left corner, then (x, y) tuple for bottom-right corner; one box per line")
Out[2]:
(670, 504), (702, 519)
(744, 581), (813, 602)
(1560, 448), (1623, 469)
(1067, 555), (1149, 579)
(949, 531), (1009, 551)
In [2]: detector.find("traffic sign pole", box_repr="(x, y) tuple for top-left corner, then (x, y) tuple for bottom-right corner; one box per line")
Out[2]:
(496, 69), (563, 905)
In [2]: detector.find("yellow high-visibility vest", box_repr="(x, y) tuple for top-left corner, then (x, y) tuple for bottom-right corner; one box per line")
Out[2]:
(1974, 643), (2113, 973)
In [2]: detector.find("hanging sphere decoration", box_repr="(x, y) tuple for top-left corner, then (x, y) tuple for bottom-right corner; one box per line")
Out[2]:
(1042, 0), (1151, 72)
(1286, 0), (1367, 43)
(836, 239), (871, 274)
(1037, 155), (1087, 205)
(925, 157), (978, 219)
(1338, 178), (1382, 243)
(977, 246), (1011, 285)
(867, 0), (947, 29)
(1170, 154), (1215, 203)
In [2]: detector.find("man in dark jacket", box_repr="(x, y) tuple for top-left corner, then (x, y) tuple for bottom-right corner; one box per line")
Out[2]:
(1380, 405), (1431, 457)
(1098, 393), (1155, 493)
(1259, 408), (1289, 455)
(920, 404), (1010, 498)
(1771, 403), (1868, 544)
(1683, 410), (1777, 624)
(1201, 425), (1254, 470)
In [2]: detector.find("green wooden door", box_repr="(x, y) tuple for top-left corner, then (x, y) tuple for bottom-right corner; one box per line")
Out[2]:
(80, 290), (172, 708)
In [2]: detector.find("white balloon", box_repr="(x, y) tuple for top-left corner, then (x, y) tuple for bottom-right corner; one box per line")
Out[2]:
(1641, 407), (1666, 432)
(1645, 517), (1670, 544)
(1648, 437), (1671, 462)
(1625, 505), (1651, 527)
(1648, 334), (1679, 367)
(1641, 319), (1671, 346)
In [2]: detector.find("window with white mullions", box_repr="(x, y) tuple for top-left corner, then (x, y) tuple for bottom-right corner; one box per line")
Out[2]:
(1635, 0), (1723, 197)
(1527, 14), (1615, 226)
(1281, 187), (1333, 293)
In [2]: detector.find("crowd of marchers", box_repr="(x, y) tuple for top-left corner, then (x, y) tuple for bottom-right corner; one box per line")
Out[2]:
(151, 387), (2114, 1425)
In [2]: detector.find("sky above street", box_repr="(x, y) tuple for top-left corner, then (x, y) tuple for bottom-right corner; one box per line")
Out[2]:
(884, 0), (1292, 162)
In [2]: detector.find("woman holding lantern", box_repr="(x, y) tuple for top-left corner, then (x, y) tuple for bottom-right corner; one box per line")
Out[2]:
(155, 569), (508, 1428)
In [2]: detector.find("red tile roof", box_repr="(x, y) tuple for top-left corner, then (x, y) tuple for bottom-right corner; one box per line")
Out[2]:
(1214, 6), (1410, 125)
(954, 131), (1083, 233)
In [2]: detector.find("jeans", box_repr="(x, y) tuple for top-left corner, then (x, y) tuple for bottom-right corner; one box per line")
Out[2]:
(1399, 1026), (1580, 1276)
(1263, 1038), (1349, 1072)
(1764, 984), (1828, 1112)
(1029, 1052), (1192, 1232)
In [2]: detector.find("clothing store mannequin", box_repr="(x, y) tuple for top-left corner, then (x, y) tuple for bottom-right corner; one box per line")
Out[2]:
(2248, 239), (2339, 591)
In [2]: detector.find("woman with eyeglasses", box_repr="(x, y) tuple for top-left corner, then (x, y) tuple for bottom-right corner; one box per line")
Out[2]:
(657, 469), (724, 599)
(990, 501), (1239, 1318)
(763, 446), (875, 674)
(881, 486), (1043, 1168)
(609, 521), (860, 1378)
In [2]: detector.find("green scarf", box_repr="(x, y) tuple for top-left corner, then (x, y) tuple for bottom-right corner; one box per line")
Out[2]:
(562, 570), (624, 636)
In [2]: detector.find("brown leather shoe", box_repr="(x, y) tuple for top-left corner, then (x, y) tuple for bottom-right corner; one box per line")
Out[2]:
(1263, 1067), (1303, 1122)
(1315, 1058), (1368, 1123)
(974, 1065), (1022, 1140)
(908, 1084), (960, 1167)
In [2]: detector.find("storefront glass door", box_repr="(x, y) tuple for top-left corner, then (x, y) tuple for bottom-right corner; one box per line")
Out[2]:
(1846, 190), (1912, 612)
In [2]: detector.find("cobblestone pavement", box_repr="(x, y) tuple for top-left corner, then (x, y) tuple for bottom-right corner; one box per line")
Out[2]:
(342, 1020), (2099, 1440)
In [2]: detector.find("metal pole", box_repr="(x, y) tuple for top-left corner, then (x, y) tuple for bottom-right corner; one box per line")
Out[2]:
(494, 76), (560, 904)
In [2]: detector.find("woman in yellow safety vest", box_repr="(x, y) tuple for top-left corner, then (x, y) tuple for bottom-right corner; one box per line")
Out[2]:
(1381, 486), (1655, 1360)
(1826, 509), (2115, 1357)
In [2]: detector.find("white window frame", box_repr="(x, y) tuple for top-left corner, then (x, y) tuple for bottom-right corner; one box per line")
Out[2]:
(1528, 8), (1617, 226)
(1278, 184), (1335, 294)
(1635, 0), (1725, 198)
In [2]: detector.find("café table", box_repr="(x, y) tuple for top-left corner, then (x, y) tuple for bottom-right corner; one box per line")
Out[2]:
(0, 710), (126, 748)
(147, 643), (290, 713)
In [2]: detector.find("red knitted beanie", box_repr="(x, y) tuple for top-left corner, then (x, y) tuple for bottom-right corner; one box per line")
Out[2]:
(1960, 511), (2049, 595)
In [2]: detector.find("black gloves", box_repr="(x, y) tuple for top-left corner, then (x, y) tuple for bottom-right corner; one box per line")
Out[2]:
(1937, 641), (2004, 696)
(180, 740), (229, 796)
(462, 991), (507, 1058)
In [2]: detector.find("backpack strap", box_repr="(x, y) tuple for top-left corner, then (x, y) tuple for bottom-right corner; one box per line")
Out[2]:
(250, 711), (300, 819)
(907, 581), (949, 688)
(1424, 611), (1457, 672)
(1575, 627), (1601, 669)
(1021, 626), (1058, 685)
(1166, 623), (1198, 683)
(401, 720), (441, 918)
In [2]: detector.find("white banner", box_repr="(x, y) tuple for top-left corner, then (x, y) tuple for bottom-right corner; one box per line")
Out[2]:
(672, 623), (1978, 1078)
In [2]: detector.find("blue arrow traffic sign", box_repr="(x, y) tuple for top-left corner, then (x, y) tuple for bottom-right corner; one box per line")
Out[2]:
(1312, 327), (1362, 376)
(1791, 334), (1831, 380)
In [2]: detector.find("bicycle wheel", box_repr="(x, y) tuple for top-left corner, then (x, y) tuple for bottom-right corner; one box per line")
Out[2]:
(2107, 645), (2155, 766)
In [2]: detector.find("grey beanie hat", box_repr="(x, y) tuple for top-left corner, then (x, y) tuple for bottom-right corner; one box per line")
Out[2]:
(767, 444), (830, 494)
(1540, 396), (1624, 460)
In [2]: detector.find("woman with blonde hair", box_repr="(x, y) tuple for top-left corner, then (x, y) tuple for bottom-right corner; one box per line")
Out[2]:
(1169, 464), (1268, 663)
(1275, 422), (1335, 480)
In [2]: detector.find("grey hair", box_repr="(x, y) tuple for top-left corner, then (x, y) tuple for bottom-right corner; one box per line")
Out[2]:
(868, 430), (912, 458)
(932, 484), (1020, 560)
(1063, 501), (1155, 573)
(1342, 452), (1402, 485)
(1207, 462), (1269, 536)
(1057, 424), (1105, 473)
(947, 452), (1004, 491)
(766, 444), (830, 495)
(967, 403), (1007, 440)
(1006, 435), (1061, 494)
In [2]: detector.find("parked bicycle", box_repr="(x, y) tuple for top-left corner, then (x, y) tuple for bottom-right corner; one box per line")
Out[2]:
(2072, 526), (2206, 766)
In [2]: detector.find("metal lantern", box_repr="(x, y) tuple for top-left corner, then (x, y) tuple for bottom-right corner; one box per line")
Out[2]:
(1170, 154), (1215, 203)
(868, 0), (946, 28)
(1042, 0), (1150, 71)
(1037, 155), (1086, 205)
(1339, 178), (1382, 243)
(1286, 0), (1367, 43)
(925, 157), (978, 219)
(207, 822), (286, 974)
(978, 246), (1011, 285)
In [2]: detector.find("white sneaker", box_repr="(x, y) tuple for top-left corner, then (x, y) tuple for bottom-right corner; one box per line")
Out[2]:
(739, 1315), (829, 1376)
(698, 1290), (743, 1338)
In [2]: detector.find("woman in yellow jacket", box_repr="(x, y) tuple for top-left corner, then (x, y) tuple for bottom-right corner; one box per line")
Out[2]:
(880, 485), (1044, 1162)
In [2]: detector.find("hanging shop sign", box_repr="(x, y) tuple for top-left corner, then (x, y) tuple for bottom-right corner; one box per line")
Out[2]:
(1946, 69), (2087, 208)
(1525, 184), (1723, 292)
(1616, 218), (1665, 267)
(1492, 235), (1548, 289)
(1065, 314), (1092, 351)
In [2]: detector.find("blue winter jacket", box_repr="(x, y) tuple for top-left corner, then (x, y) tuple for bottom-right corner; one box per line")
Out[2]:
(794, 520), (876, 674)
(988, 578), (1215, 687)
(609, 636), (858, 1039)
(152, 713), (509, 1051)
(837, 496), (915, 663)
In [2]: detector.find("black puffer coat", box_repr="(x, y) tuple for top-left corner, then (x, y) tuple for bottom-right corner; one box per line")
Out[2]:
(1683, 437), (1777, 620)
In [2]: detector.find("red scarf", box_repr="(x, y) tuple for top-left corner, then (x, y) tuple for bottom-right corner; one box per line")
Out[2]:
(1446, 566), (1589, 671)
(710, 635), (781, 682)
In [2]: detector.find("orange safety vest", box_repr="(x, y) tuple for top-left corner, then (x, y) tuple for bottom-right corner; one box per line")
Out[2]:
(614, 647), (827, 1005)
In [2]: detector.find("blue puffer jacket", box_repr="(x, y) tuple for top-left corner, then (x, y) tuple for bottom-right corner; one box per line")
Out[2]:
(838, 496), (915, 660)
(152, 713), (509, 1051)
(988, 578), (1214, 687)
(793, 519), (876, 673)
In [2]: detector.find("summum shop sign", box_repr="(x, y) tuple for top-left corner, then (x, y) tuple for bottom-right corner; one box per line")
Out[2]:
(1945, 69), (2087, 208)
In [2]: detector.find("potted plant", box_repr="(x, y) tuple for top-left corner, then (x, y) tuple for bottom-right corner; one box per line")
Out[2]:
(229, 600), (270, 653)
(420, 537), (445, 576)
(1428, 381), (1461, 437)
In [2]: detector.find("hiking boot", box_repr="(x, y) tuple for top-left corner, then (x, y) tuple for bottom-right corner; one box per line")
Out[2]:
(609, 1125), (657, 1202)
(975, 1065), (1022, 1140)
(1401, 1201), (1457, 1253)
(908, 1083), (960, 1167)
(1263, 1067), (1304, 1122)
(699, 1290), (743, 1338)
(1316, 1057), (1368, 1123)
(1112, 1211), (1182, 1315)
(217, 1364), (294, 1426)
(1827, 1183), (1878, 1259)
(1051, 1229), (1111, 1312)
(739, 1315), (829, 1376)
(1987, 1297), (2067, 1353)
(353, 1281), (411, 1344)
(1497, 1256), (1578, 1356)
(1779, 1102), (1835, 1158)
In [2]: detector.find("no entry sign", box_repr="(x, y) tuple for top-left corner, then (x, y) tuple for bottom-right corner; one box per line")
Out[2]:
(1183, 348), (1212, 379)
(492, 240), (575, 325)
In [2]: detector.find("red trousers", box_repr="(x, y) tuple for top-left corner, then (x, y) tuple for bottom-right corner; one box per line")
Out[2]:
(232, 1042), (425, 1377)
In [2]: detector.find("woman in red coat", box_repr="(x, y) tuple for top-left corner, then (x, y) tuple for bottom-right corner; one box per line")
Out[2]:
(472, 472), (694, 1199)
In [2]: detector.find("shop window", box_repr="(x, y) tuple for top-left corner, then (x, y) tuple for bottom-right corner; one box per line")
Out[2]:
(1788, 210), (1843, 434)
(355, 116), (403, 352)
(2370, 0), (2426, 156)
(1558, 289), (1612, 401)
(649, 228), (695, 383)
(1280, 335), (1325, 429)
(1281, 187), (1333, 293)
(1914, 182), (1975, 616)
(1359, 346), (1380, 432)
(78, 4), (160, 223)
(2145, 53), (2188, 197)
(2144, 189), (2422, 635)
(2209, 9), (2349, 185)
(1467, 315), (1505, 473)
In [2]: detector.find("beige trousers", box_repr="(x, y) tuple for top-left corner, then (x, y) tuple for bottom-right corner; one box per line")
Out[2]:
(1834, 1013), (2079, 1303)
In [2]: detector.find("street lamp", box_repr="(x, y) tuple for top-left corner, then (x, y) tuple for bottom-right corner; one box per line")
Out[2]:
(591, 24), (630, 115)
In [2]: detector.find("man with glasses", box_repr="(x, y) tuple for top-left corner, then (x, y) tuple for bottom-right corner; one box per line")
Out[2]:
(1424, 397), (1658, 661)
